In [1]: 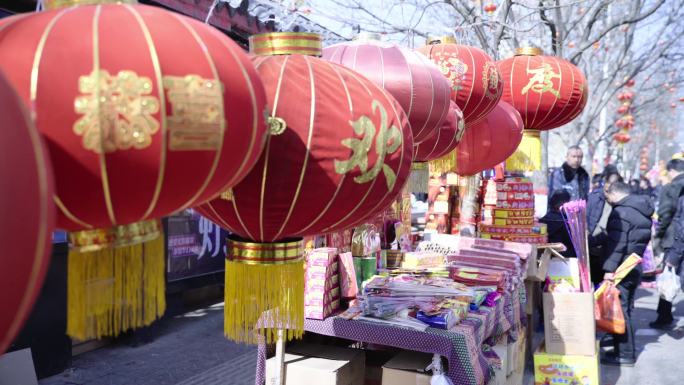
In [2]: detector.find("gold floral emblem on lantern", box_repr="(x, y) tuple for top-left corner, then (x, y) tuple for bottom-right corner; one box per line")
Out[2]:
(483, 62), (500, 100)
(434, 52), (469, 93)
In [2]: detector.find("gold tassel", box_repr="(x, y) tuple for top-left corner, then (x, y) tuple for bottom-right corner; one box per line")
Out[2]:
(506, 129), (541, 171)
(67, 233), (165, 341)
(224, 239), (304, 345)
(428, 151), (457, 175)
(408, 162), (430, 193)
(220, 189), (234, 201)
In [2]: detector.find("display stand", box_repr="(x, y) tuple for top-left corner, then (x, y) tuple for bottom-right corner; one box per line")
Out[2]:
(256, 290), (523, 385)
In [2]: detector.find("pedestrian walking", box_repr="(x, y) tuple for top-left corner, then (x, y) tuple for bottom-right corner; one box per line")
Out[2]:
(587, 166), (622, 285)
(592, 181), (654, 366)
(549, 145), (590, 202)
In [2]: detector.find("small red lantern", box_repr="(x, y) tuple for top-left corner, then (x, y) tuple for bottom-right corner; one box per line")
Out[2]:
(625, 79), (636, 87)
(613, 132), (631, 143)
(671, 102), (677, 109)
(567, 41), (576, 49)
(417, 36), (503, 126)
(617, 105), (630, 114)
(0, 72), (55, 353)
(0, 1), (269, 340)
(484, 2), (498, 14)
(197, 33), (413, 344)
(497, 47), (587, 170)
(323, 35), (451, 143)
(455, 101), (523, 175)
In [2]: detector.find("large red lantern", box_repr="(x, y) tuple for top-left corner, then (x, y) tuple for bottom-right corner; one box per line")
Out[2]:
(0, 1), (268, 340)
(196, 33), (413, 344)
(323, 35), (451, 143)
(498, 48), (587, 171)
(454, 101), (523, 176)
(0, 71), (55, 353)
(417, 36), (503, 126)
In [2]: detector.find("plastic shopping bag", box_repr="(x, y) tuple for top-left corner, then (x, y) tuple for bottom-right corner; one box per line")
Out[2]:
(594, 282), (626, 334)
(428, 354), (454, 385)
(657, 266), (680, 302)
(642, 243), (656, 274)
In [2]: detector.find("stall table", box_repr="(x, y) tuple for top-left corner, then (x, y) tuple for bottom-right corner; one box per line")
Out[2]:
(255, 289), (524, 385)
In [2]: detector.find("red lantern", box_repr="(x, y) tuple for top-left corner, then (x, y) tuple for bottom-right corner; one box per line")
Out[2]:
(484, 2), (498, 14)
(625, 79), (636, 87)
(323, 35), (451, 143)
(417, 36), (503, 126)
(455, 101), (523, 176)
(617, 105), (630, 114)
(415, 101), (465, 162)
(0, 2), (268, 340)
(497, 47), (587, 170)
(671, 102), (677, 109)
(0, 72), (55, 353)
(613, 132), (631, 143)
(196, 33), (413, 344)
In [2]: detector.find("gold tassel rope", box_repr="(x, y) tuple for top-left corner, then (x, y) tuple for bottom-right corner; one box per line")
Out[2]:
(224, 259), (304, 345)
(506, 129), (541, 172)
(67, 234), (165, 341)
(408, 162), (430, 193)
(428, 151), (457, 175)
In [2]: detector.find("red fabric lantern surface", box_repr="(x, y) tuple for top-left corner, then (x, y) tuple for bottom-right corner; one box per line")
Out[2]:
(414, 101), (465, 162)
(0, 71), (55, 353)
(454, 101), (523, 176)
(198, 44), (413, 242)
(497, 48), (587, 170)
(323, 36), (451, 143)
(0, 4), (268, 243)
(417, 36), (503, 126)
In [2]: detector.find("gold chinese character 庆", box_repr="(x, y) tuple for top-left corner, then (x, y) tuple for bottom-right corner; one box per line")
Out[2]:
(74, 70), (160, 154)
(335, 101), (403, 190)
(522, 63), (561, 98)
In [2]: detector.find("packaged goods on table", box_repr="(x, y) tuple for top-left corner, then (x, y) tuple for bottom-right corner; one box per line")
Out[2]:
(401, 251), (446, 269)
(305, 248), (341, 320)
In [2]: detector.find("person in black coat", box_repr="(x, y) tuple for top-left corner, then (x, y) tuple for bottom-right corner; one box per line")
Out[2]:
(592, 181), (654, 366)
(652, 159), (684, 328)
(587, 167), (622, 285)
(540, 190), (575, 258)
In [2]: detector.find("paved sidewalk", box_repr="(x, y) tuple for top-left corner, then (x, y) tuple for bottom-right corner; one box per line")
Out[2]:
(40, 303), (256, 385)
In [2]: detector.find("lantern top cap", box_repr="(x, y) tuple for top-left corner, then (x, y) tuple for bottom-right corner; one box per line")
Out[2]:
(515, 47), (543, 56)
(353, 32), (383, 42)
(44, 0), (136, 10)
(426, 35), (457, 45)
(250, 32), (322, 57)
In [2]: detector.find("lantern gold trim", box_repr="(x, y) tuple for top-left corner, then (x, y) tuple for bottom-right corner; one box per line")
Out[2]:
(515, 47), (544, 56)
(249, 32), (322, 57)
(44, 0), (137, 10)
(427, 35), (457, 45)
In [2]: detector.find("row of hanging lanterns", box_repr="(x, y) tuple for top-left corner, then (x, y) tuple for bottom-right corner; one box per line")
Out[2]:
(0, 0), (589, 348)
(614, 82), (636, 144)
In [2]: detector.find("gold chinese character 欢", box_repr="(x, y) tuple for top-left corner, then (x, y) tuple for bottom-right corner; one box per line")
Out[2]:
(334, 100), (403, 190)
(163, 75), (224, 151)
(74, 70), (160, 154)
(521, 63), (561, 98)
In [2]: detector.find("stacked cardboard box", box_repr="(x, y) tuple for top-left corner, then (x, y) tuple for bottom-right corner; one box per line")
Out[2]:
(305, 248), (340, 320)
(480, 177), (547, 244)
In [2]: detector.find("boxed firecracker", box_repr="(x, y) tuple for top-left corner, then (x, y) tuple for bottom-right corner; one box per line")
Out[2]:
(305, 286), (340, 307)
(480, 233), (548, 244)
(338, 252), (359, 299)
(543, 292), (596, 356)
(305, 298), (340, 320)
(533, 342), (599, 385)
(483, 208), (535, 219)
(479, 222), (547, 236)
(489, 216), (535, 226)
(266, 343), (365, 385)
(305, 248), (341, 320)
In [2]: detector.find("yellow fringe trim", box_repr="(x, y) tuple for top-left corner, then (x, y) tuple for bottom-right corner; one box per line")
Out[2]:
(429, 151), (457, 175)
(506, 130), (541, 171)
(224, 260), (304, 345)
(67, 234), (166, 341)
(408, 162), (430, 193)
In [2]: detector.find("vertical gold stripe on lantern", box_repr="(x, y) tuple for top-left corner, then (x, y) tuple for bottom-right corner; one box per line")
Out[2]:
(171, 15), (226, 210)
(296, 61), (353, 234)
(91, 6), (118, 225)
(126, 5), (168, 221)
(272, 56), (316, 241)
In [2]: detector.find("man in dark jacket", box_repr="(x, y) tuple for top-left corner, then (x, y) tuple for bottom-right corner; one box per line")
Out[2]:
(593, 181), (654, 366)
(663, 195), (684, 296)
(651, 159), (684, 328)
(587, 167), (622, 285)
(540, 190), (575, 258)
(549, 146), (590, 202)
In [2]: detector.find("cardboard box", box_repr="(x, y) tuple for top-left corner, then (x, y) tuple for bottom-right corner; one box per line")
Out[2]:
(491, 343), (508, 385)
(543, 292), (596, 356)
(381, 351), (433, 385)
(526, 249), (551, 282)
(266, 343), (365, 385)
(533, 342), (599, 385)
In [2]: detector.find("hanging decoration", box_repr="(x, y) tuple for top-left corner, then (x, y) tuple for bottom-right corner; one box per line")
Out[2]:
(196, 32), (413, 344)
(498, 47), (587, 171)
(323, 33), (451, 144)
(417, 36), (503, 126)
(0, 71), (55, 353)
(0, 0), (269, 340)
(410, 101), (465, 192)
(613, 86), (636, 147)
(452, 101), (523, 176)
(484, 2), (498, 14)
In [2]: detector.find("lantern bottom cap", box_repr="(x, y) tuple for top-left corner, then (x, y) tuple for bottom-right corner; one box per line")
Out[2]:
(69, 219), (161, 252)
(227, 237), (304, 265)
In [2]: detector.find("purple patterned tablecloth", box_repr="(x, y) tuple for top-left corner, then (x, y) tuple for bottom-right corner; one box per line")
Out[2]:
(255, 289), (524, 385)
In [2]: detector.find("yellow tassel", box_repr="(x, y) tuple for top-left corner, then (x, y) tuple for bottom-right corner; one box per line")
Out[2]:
(408, 162), (430, 193)
(67, 234), (165, 341)
(223, 259), (304, 345)
(220, 189), (234, 201)
(506, 129), (541, 171)
(428, 151), (457, 175)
